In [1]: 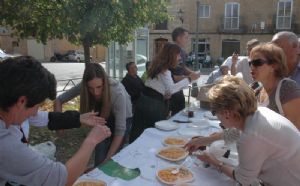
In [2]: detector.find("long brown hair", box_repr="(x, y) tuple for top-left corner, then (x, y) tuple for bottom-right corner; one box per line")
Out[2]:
(148, 43), (181, 79)
(80, 63), (111, 119)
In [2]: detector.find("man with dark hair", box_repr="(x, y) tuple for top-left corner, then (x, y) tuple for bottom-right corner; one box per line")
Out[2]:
(172, 27), (189, 65)
(170, 27), (200, 115)
(0, 56), (111, 186)
(122, 62), (144, 106)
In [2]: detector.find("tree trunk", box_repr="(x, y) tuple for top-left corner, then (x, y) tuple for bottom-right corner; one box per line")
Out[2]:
(83, 36), (91, 66)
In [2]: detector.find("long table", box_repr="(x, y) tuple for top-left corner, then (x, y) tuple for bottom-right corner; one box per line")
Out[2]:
(77, 108), (236, 186)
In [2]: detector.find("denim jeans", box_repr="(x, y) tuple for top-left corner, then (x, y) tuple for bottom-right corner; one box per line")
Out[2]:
(94, 117), (132, 167)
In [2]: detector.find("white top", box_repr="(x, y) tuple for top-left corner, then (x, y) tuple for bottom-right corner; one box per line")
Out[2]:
(20, 111), (49, 139)
(235, 107), (300, 186)
(236, 57), (253, 84)
(222, 56), (248, 69)
(145, 70), (189, 95)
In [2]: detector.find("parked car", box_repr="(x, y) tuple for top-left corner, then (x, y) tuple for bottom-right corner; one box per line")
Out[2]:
(50, 51), (70, 62)
(136, 54), (147, 77)
(50, 50), (92, 62)
(67, 50), (91, 62)
(0, 49), (19, 62)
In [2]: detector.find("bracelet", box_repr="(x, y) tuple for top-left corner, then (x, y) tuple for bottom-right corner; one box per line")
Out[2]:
(217, 162), (224, 173)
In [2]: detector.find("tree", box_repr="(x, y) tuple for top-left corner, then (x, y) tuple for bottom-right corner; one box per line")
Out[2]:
(0, 0), (169, 63)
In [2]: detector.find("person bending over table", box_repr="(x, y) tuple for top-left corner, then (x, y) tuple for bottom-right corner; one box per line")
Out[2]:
(54, 63), (132, 166)
(0, 56), (111, 186)
(129, 43), (200, 142)
(187, 76), (300, 186)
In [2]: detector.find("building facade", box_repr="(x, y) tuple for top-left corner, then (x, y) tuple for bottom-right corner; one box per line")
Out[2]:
(149, 0), (300, 64)
(0, 27), (106, 62)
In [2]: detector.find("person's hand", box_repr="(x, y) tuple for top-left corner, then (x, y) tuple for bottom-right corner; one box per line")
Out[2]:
(197, 152), (220, 167)
(164, 92), (171, 99)
(189, 72), (201, 81)
(87, 125), (111, 145)
(80, 112), (106, 127)
(185, 136), (212, 153)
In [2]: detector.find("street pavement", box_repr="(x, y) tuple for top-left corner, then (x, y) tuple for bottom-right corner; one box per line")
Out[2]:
(42, 62), (211, 96)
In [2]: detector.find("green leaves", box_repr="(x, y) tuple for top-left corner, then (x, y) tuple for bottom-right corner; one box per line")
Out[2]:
(1, 0), (169, 62)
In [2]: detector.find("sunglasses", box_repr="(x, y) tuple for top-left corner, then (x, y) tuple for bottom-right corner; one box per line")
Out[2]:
(248, 59), (268, 67)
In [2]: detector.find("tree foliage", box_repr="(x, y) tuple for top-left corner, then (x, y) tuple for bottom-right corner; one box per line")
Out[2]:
(0, 0), (169, 63)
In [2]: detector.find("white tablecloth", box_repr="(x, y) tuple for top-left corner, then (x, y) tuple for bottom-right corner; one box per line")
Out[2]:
(78, 108), (236, 186)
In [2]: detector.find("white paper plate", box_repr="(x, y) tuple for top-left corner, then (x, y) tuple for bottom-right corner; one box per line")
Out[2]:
(73, 179), (107, 186)
(155, 120), (180, 131)
(187, 118), (211, 129)
(203, 111), (219, 120)
(157, 147), (189, 162)
(156, 166), (194, 185)
(163, 136), (189, 147)
(177, 127), (220, 137)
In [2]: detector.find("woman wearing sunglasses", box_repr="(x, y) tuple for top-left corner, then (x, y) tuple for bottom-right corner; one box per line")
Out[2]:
(186, 43), (300, 153)
(249, 42), (300, 130)
(197, 76), (300, 186)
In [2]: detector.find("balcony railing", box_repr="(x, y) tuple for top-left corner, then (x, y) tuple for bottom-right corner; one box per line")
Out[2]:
(217, 16), (247, 34)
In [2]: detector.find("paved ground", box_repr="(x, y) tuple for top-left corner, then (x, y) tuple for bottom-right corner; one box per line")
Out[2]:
(42, 62), (213, 98)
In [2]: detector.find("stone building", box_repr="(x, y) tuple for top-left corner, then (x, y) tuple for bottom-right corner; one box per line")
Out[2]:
(149, 0), (300, 64)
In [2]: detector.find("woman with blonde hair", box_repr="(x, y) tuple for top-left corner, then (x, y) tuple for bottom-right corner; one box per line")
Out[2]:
(129, 43), (200, 142)
(54, 63), (132, 166)
(186, 43), (300, 152)
(196, 76), (300, 186)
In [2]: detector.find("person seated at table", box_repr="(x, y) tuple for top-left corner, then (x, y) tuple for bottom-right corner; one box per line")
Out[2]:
(54, 63), (132, 166)
(129, 43), (200, 143)
(0, 56), (111, 186)
(187, 76), (300, 186)
(141, 61), (151, 82)
(206, 64), (229, 84)
(122, 62), (145, 107)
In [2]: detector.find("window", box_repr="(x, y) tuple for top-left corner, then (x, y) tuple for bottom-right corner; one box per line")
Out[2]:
(192, 39), (210, 58)
(224, 3), (240, 29)
(154, 20), (168, 30)
(198, 5), (210, 18)
(276, 0), (293, 29)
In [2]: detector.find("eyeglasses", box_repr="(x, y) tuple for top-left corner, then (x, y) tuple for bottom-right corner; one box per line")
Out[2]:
(248, 59), (268, 67)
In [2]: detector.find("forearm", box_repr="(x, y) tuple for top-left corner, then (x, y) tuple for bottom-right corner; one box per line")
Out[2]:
(65, 138), (97, 186)
(208, 132), (223, 144)
(173, 75), (186, 82)
(53, 99), (63, 112)
(48, 111), (81, 130)
(231, 63), (237, 75)
(211, 160), (235, 180)
(106, 135), (124, 159)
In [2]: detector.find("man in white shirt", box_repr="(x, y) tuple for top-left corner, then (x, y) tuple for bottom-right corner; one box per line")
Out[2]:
(230, 39), (260, 84)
